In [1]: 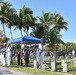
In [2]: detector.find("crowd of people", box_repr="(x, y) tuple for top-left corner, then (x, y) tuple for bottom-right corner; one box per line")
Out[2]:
(0, 43), (43, 67)
(1, 42), (76, 69)
(0, 43), (12, 66)
(23, 44), (43, 66)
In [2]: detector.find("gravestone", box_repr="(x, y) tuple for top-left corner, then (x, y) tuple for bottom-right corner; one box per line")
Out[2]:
(34, 60), (37, 68)
(61, 60), (67, 72)
(62, 63), (67, 72)
(51, 60), (55, 71)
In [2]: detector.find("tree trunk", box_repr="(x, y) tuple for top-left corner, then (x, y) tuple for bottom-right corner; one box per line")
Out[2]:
(10, 27), (13, 39)
(26, 29), (28, 36)
(2, 23), (6, 37)
(20, 29), (23, 36)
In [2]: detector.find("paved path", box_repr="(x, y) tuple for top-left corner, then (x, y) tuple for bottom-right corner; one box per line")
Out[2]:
(0, 66), (73, 75)
(0, 66), (32, 75)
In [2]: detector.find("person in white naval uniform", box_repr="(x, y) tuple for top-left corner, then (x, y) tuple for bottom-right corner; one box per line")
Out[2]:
(0, 45), (5, 66)
(0, 51), (3, 66)
(2, 44), (7, 66)
(35, 45), (41, 65)
(6, 43), (12, 66)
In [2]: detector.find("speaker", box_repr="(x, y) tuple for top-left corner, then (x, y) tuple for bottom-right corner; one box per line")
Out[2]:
(41, 38), (46, 45)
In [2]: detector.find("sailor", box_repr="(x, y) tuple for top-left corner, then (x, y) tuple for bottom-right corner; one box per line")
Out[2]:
(35, 45), (41, 65)
(2, 43), (7, 66)
(6, 43), (12, 66)
(0, 45), (4, 66)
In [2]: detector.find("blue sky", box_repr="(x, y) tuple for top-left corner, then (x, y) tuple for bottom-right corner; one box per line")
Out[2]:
(0, 0), (76, 43)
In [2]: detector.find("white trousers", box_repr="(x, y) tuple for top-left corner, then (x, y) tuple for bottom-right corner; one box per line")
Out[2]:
(6, 52), (11, 66)
(0, 54), (5, 66)
(36, 56), (40, 65)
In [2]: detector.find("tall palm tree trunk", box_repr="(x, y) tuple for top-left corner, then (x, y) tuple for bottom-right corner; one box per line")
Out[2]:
(10, 27), (13, 39)
(2, 23), (6, 37)
(20, 29), (23, 36)
(26, 30), (28, 36)
(10, 27), (13, 64)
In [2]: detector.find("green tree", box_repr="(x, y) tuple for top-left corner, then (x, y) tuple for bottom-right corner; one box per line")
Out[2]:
(6, 8), (17, 39)
(13, 13), (23, 36)
(1, 37), (9, 43)
(30, 23), (44, 38)
(30, 11), (52, 39)
(52, 12), (68, 32)
(37, 11), (52, 38)
(61, 42), (76, 54)
(48, 12), (68, 50)
(0, 2), (12, 37)
(20, 5), (34, 35)
(14, 5), (35, 36)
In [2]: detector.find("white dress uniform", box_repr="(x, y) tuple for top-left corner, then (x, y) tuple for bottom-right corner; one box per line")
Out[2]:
(0, 52), (3, 66)
(2, 52), (6, 66)
(36, 48), (41, 65)
(1, 48), (6, 66)
(0, 48), (6, 66)
(6, 46), (11, 66)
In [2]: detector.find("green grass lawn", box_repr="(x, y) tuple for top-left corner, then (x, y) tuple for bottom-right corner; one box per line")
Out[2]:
(9, 58), (75, 75)
(9, 66), (71, 75)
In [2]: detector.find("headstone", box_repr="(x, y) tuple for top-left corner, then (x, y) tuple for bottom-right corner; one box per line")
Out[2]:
(61, 60), (67, 72)
(62, 63), (67, 72)
(42, 63), (45, 70)
(51, 61), (55, 71)
(61, 60), (65, 66)
(34, 60), (37, 68)
(74, 58), (76, 67)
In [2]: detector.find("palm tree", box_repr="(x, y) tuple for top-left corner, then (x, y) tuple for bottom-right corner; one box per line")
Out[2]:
(0, 2), (12, 37)
(47, 12), (68, 49)
(52, 12), (68, 32)
(50, 12), (68, 70)
(14, 5), (35, 36)
(6, 7), (17, 39)
(49, 12), (68, 48)
(47, 28), (64, 47)
(20, 5), (34, 35)
(30, 23), (44, 38)
(14, 13), (23, 36)
(30, 11), (53, 39)
(37, 11), (52, 38)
